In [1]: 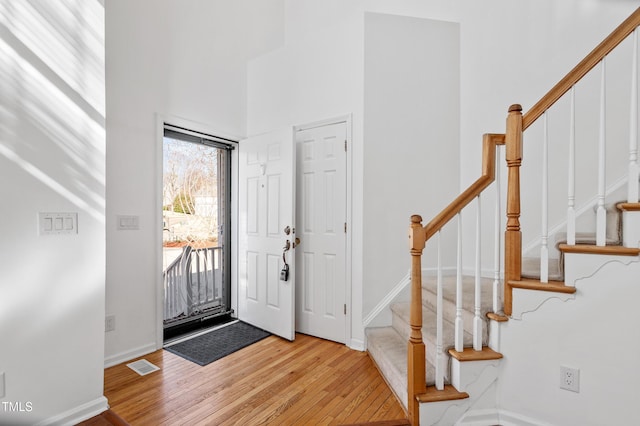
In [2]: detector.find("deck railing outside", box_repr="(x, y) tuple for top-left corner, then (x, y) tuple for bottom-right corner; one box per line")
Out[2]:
(163, 245), (224, 324)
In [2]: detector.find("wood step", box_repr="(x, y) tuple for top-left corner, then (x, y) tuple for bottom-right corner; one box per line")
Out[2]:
(448, 346), (503, 362)
(508, 279), (576, 294)
(416, 384), (469, 403)
(616, 202), (640, 211)
(558, 243), (640, 256)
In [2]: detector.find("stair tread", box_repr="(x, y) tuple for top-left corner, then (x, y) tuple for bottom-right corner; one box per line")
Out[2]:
(366, 327), (438, 394)
(558, 243), (640, 256)
(508, 278), (576, 294)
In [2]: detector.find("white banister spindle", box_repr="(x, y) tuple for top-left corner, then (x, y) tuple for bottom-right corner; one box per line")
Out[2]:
(473, 196), (482, 351)
(629, 29), (639, 203)
(436, 231), (444, 390)
(567, 87), (577, 245)
(493, 148), (501, 314)
(597, 57), (607, 246)
(541, 112), (549, 283)
(455, 213), (464, 352)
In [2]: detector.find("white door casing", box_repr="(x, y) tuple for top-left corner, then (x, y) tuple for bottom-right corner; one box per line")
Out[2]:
(238, 128), (296, 341)
(295, 122), (347, 343)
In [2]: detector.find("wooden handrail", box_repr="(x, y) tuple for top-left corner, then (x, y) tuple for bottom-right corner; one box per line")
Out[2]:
(406, 132), (504, 425)
(523, 7), (640, 130)
(424, 133), (505, 240)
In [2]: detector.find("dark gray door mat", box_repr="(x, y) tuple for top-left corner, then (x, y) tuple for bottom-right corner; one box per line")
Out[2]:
(163, 320), (271, 366)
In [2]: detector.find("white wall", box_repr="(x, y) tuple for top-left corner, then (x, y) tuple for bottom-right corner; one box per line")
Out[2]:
(498, 258), (640, 425)
(0, 0), (107, 423)
(105, 0), (284, 364)
(363, 13), (460, 315)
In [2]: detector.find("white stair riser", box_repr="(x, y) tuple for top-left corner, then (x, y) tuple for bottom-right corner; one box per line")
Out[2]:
(622, 210), (640, 247)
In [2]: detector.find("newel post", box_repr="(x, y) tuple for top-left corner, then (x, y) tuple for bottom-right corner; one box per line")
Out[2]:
(504, 104), (523, 316)
(408, 215), (426, 425)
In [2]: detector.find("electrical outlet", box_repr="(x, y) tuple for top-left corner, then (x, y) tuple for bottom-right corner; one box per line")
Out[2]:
(105, 315), (116, 332)
(560, 366), (580, 392)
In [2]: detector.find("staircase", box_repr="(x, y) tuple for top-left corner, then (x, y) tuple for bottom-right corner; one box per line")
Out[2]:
(365, 8), (640, 426)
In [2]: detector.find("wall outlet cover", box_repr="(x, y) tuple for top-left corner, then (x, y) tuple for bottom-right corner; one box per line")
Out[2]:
(105, 315), (116, 332)
(560, 366), (580, 392)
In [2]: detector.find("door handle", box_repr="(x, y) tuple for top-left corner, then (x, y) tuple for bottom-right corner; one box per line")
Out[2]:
(292, 237), (301, 248)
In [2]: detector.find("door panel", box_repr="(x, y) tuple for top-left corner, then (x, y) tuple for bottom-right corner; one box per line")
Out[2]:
(238, 128), (296, 341)
(295, 122), (347, 343)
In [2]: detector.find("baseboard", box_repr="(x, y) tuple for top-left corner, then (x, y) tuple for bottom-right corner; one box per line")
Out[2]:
(456, 408), (553, 426)
(455, 408), (499, 425)
(104, 342), (157, 368)
(349, 337), (365, 351)
(34, 396), (108, 426)
(362, 271), (410, 328)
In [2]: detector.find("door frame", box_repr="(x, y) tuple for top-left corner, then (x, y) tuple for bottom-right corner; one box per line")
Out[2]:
(294, 114), (353, 348)
(154, 113), (240, 350)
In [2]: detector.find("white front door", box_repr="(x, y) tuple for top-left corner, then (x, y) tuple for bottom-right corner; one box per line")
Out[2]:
(238, 128), (296, 341)
(295, 122), (347, 343)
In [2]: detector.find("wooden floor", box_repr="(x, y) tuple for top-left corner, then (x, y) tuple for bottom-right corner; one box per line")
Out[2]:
(94, 333), (407, 425)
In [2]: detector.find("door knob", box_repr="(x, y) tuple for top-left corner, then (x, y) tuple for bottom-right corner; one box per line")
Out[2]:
(292, 237), (301, 248)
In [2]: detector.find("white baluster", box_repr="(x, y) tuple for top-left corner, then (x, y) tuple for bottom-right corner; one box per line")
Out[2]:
(567, 87), (577, 245)
(436, 231), (444, 390)
(455, 212), (464, 352)
(473, 196), (482, 351)
(629, 29), (639, 203)
(541, 112), (549, 283)
(597, 58), (607, 246)
(493, 148), (501, 313)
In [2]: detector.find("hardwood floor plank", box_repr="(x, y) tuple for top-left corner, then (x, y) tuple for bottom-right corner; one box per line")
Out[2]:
(102, 333), (406, 425)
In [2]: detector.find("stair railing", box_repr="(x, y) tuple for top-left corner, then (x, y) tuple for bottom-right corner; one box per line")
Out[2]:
(407, 133), (504, 424)
(503, 7), (640, 315)
(407, 8), (640, 424)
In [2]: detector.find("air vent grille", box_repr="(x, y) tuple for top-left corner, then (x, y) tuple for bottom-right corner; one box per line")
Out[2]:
(126, 359), (160, 376)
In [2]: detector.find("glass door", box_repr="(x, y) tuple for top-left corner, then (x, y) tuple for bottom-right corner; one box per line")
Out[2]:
(162, 125), (232, 335)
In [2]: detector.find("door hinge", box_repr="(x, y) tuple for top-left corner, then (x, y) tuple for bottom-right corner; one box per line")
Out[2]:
(344, 222), (347, 233)
(344, 304), (347, 315)
(344, 140), (347, 152)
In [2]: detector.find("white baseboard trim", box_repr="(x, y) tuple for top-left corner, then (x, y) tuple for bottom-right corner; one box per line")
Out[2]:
(455, 408), (499, 425)
(362, 271), (410, 328)
(104, 342), (157, 368)
(457, 408), (553, 426)
(35, 396), (108, 426)
(349, 338), (365, 352)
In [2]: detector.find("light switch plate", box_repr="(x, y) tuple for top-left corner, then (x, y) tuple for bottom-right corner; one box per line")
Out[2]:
(39, 212), (77, 235)
(117, 215), (140, 231)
